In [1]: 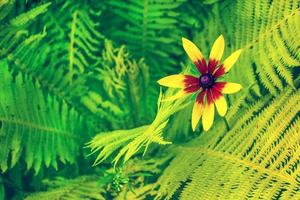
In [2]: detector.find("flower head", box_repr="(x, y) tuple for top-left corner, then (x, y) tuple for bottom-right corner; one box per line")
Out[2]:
(158, 35), (242, 131)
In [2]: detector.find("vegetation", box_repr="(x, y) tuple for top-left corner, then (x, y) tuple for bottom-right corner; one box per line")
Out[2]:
(0, 0), (299, 199)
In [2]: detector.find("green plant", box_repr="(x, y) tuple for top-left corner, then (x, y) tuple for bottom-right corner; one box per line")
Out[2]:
(0, 62), (82, 173)
(101, 0), (188, 76)
(25, 176), (106, 200)
(155, 87), (299, 199)
(0, 0), (299, 199)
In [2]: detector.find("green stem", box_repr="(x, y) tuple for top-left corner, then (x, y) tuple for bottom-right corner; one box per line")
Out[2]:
(223, 117), (230, 131)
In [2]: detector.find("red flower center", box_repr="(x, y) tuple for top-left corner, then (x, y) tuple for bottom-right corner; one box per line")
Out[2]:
(199, 73), (215, 88)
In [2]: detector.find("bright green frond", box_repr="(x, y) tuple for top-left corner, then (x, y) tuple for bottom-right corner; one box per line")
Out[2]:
(88, 88), (191, 166)
(0, 61), (81, 173)
(195, 0), (300, 96)
(155, 87), (300, 199)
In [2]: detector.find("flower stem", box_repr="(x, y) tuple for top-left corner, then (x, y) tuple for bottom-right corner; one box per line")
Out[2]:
(223, 117), (230, 131)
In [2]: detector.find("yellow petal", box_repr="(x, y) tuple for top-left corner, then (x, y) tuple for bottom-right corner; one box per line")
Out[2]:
(191, 101), (204, 131)
(214, 95), (227, 116)
(209, 35), (225, 62)
(161, 90), (186, 101)
(222, 82), (242, 94)
(157, 75), (185, 88)
(223, 49), (242, 72)
(202, 103), (215, 131)
(182, 37), (204, 63)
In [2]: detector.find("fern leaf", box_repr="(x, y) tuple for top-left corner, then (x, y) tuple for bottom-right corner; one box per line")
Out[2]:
(103, 0), (187, 77)
(155, 87), (300, 199)
(9, 3), (51, 26)
(0, 0), (14, 22)
(87, 125), (149, 166)
(4, 2), (154, 129)
(88, 88), (191, 166)
(0, 1), (50, 58)
(3, 3), (121, 126)
(25, 176), (105, 200)
(0, 61), (81, 173)
(195, 0), (300, 95)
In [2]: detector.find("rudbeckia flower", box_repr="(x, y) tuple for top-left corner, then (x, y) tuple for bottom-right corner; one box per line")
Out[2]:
(158, 35), (242, 131)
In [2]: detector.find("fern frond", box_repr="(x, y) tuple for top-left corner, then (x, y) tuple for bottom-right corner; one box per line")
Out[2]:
(3, 3), (120, 127)
(0, 1), (50, 58)
(88, 125), (149, 166)
(88, 88), (191, 166)
(0, 61), (81, 173)
(195, 0), (300, 95)
(155, 86), (300, 199)
(25, 176), (105, 200)
(9, 2), (51, 26)
(113, 157), (169, 200)
(116, 183), (156, 200)
(4, 2), (154, 129)
(94, 40), (154, 127)
(103, 0), (187, 77)
(0, 0), (14, 22)
(154, 147), (203, 200)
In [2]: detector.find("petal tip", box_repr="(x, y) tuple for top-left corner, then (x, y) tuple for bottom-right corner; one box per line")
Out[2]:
(191, 116), (199, 132)
(219, 111), (226, 117)
(218, 106), (227, 117)
(209, 35), (225, 63)
(203, 120), (213, 131)
(237, 84), (243, 90)
(202, 103), (215, 131)
(215, 35), (225, 44)
(182, 37), (188, 43)
(203, 124), (211, 132)
(221, 82), (243, 94)
(157, 79), (163, 86)
(233, 84), (243, 93)
(182, 37), (192, 47)
(236, 49), (243, 56)
(192, 124), (196, 132)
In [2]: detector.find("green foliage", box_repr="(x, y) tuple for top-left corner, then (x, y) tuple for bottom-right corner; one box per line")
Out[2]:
(0, 0), (299, 199)
(193, 0), (300, 96)
(0, 61), (81, 173)
(25, 158), (166, 200)
(155, 87), (300, 199)
(0, 0), (50, 58)
(4, 0), (154, 130)
(5, 1), (107, 119)
(93, 40), (154, 127)
(88, 88), (190, 165)
(102, 0), (188, 76)
(25, 176), (106, 200)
